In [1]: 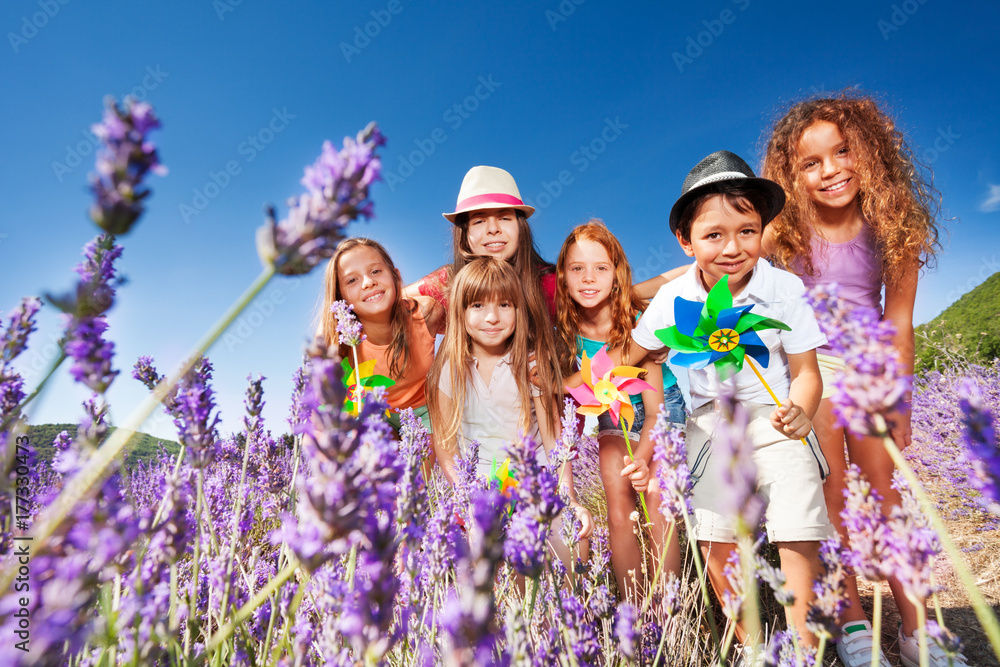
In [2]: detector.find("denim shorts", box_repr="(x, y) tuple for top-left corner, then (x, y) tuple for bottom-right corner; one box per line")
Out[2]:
(595, 383), (687, 442)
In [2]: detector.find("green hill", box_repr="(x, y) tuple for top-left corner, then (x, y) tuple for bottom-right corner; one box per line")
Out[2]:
(915, 271), (1000, 374)
(25, 423), (181, 469)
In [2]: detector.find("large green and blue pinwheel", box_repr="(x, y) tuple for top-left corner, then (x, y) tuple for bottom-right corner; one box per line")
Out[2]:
(655, 275), (790, 379)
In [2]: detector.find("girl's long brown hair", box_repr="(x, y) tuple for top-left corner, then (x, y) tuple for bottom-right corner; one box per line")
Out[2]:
(320, 238), (415, 377)
(427, 258), (534, 452)
(555, 221), (647, 375)
(762, 94), (942, 286)
(450, 209), (561, 433)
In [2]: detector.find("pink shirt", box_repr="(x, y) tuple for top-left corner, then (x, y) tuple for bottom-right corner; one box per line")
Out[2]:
(797, 223), (883, 355)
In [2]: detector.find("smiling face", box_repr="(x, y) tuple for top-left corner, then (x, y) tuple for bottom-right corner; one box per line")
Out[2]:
(465, 207), (520, 261)
(796, 120), (860, 211)
(336, 245), (397, 321)
(464, 297), (516, 357)
(677, 194), (762, 296)
(564, 238), (615, 312)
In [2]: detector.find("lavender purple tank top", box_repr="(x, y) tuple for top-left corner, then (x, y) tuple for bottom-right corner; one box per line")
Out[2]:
(797, 222), (883, 355)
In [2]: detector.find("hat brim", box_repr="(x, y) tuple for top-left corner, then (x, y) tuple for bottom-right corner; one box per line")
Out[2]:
(668, 178), (786, 234)
(443, 201), (536, 224)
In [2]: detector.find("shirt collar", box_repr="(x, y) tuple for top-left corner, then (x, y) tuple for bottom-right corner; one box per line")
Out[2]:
(687, 260), (768, 305)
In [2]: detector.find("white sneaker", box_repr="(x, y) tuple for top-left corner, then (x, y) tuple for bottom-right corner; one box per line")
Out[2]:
(836, 621), (891, 667)
(898, 626), (969, 667)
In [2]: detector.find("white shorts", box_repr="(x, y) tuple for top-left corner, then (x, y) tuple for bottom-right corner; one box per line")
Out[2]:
(817, 353), (846, 400)
(686, 402), (833, 544)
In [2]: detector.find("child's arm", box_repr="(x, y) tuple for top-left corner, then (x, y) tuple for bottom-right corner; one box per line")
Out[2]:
(535, 394), (595, 540)
(621, 358), (664, 493)
(403, 265), (450, 309)
(771, 349), (822, 440)
(633, 263), (694, 300)
(414, 294), (446, 337)
(883, 264), (918, 449)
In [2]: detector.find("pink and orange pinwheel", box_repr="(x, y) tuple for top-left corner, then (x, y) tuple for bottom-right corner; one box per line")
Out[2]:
(565, 346), (654, 430)
(565, 345), (654, 522)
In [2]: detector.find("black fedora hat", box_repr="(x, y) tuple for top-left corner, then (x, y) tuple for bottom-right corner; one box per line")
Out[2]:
(668, 151), (786, 233)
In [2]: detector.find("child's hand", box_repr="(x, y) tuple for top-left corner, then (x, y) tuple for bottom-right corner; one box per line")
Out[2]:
(527, 351), (542, 390)
(771, 400), (812, 440)
(648, 348), (670, 365)
(621, 456), (650, 493)
(571, 502), (594, 540)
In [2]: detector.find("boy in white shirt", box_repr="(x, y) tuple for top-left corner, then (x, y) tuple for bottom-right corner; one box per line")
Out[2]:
(631, 151), (832, 651)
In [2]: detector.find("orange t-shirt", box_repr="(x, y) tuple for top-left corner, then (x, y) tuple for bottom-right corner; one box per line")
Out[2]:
(358, 304), (436, 410)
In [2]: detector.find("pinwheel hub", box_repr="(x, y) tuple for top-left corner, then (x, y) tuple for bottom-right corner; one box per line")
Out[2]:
(593, 378), (623, 405)
(708, 328), (740, 352)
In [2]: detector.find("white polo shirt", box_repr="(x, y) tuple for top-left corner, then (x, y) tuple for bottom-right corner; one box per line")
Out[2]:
(438, 353), (544, 477)
(632, 261), (826, 410)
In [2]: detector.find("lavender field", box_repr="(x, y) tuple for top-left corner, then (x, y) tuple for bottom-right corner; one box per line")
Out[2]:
(1, 100), (998, 666)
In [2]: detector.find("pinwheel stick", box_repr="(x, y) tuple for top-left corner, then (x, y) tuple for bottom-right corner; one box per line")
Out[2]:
(619, 417), (652, 525)
(744, 356), (809, 447)
(351, 346), (364, 412)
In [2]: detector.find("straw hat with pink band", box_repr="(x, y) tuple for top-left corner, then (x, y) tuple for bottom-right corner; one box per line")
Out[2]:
(443, 166), (536, 223)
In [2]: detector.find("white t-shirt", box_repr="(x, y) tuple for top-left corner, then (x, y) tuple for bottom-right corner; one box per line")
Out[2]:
(632, 261), (826, 410)
(438, 352), (544, 477)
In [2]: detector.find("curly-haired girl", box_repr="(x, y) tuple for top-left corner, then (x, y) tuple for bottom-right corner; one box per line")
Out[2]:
(762, 95), (957, 667)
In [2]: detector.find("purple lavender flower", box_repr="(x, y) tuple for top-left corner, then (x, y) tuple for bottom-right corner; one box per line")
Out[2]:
(502, 432), (565, 577)
(714, 398), (764, 530)
(721, 549), (746, 623)
(763, 630), (817, 666)
(756, 553), (795, 607)
(885, 477), (940, 602)
(615, 602), (638, 659)
(1, 297), (42, 365)
(807, 286), (910, 436)
(925, 620), (964, 656)
(559, 590), (601, 665)
(840, 464), (896, 581)
(651, 405), (692, 518)
(89, 97), (166, 234)
(957, 377), (999, 511)
(806, 537), (848, 640)
(256, 123), (385, 275)
(64, 315), (118, 393)
(440, 487), (509, 667)
(330, 300), (365, 346)
(172, 357), (221, 468)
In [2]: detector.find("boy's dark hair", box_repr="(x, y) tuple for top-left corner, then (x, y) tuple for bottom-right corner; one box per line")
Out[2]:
(674, 181), (771, 242)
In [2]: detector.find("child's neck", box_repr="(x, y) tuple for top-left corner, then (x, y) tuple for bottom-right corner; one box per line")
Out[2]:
(358, 314), (393, 346)
(576, 300), (614, 342)
(814, 197), (864, 240)
(469, 340), (508, 385)
(697, 267), (752, 298)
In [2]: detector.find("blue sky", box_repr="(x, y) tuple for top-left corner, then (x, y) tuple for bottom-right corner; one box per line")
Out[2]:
(2, 0), (998, 440)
